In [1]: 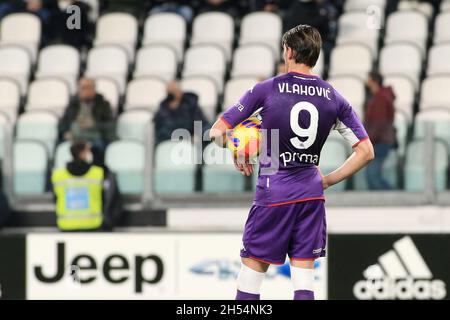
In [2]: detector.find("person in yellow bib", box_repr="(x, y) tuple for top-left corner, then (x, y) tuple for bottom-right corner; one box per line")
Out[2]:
(52, 140), (122, 231)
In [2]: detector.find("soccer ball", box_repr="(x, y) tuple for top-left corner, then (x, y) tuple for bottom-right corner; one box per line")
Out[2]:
(227, 117), (262, 159)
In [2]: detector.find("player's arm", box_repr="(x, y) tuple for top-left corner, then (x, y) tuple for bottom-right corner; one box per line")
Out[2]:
(322, 138), (374, 189)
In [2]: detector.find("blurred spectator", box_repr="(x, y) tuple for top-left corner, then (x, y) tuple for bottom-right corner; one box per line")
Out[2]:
(154, 81), (210, 145)
(56, 0), (91, 48)
(148, 0), (194, 23)
(364, 72), (396, 190)
(197, 0), (239, 18)
(51, 140), (122, 232)
(59, 78), (115, 166)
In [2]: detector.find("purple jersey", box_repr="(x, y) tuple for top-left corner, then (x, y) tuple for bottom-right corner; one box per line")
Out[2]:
(221, 72), (368, 206)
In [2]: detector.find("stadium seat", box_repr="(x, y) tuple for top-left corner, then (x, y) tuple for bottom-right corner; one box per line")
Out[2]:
(328, 77), (365, 118)
(143, 13), (186, 61)
(427, 44), (450, 76)
(202, 142), (245, 193)
(379, 43), (422, 89)
(329, 44), (372, 80)
(222, 77), (259, 111)
(182, 45), (226, 92)
(154, 140), (197, 193)
(95, 77), (120, 116)
(384, 76), (416, 121)
(53, 141), (72, 169)
(124, 77), (167, 113)
(0, 46), (31, 95)
(16, 111), (59, 154)
(0, 79), (20, 123)
(344, 0), (386, 12)
(0, 114), (10, 161)
(191, 12), (234, 60)
(94, 13), (138, 62)
(320, 138), (348, 191)
(336, 12), (380, 55)
(85, 45), (129, 94)
(394, 110), (409, 157)
(35, 45), (80, 95)
(25, 78), (70, 117)
(231, 44), (274, 79)
(0, 13), (41, 63)
(134, 45), (177, 81)
(405, 139), (448, 191)
(180, 76), (218, 122)
(398, 0), (434, 19)
(434, 12), (450, 44)
(239, 12), (282, 57)
(441, 0), (450, 12)
(419, 76), (450, 111)
(313, 49), (324, 77)
(117, 110), (153, 142)
(105, 140), (145, 194)
(385, 11), (428, 53)
(415, 110), (450, 147)
(13, 140), (48, 195)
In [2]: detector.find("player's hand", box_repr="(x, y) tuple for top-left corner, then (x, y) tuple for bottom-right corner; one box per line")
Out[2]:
(234, 157), (253, 176)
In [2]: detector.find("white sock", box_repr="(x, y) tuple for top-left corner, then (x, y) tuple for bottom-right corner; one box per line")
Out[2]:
(236, 264), (266, 294)
(290, 266), (314, 291)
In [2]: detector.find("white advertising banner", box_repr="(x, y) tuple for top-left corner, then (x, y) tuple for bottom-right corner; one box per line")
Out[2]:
(26, 233), (326, 300)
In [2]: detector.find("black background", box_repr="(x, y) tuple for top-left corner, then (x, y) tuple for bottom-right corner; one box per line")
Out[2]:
(328, 234), (450, 300)
(0, 234), (26, 299)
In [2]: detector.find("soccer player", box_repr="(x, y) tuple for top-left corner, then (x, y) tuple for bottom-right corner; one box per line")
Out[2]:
(209, 25), (375, 300)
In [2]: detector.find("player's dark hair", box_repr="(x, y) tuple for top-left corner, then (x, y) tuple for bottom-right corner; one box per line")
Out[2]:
(369, 71), (384, 86)
(281, 24), (322, 68)
(70, 140), (88, 160)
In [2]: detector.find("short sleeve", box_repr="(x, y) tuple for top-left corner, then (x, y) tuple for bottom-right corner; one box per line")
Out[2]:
(220, 79), (271, 128)
(333, 90), (369, 148)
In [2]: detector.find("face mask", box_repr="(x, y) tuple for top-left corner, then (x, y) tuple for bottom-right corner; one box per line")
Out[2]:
(85, 152), (94, 164)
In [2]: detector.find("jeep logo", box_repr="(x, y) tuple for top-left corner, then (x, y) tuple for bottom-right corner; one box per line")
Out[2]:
(33, 242), (164, 293)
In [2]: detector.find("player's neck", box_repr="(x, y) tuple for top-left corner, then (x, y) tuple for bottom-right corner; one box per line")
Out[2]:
(287, 65), (314, 77)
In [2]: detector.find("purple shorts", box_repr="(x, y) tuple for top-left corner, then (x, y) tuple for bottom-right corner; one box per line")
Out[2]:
(240, 200), (326, 264)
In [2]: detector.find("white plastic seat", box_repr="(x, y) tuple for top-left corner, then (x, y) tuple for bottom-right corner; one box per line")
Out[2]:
(0, 46), (31, 95)
(143, 13), (186, 61)
(231, 44), (274, 79)
(0, 114), (10, 160)
(336, 12), (380, 55)
(222, 77), (259, 111)
(385, 11), (428, 53)
(14, 140), (48, 195)
(16, 111), (58, 154)
(180, 76), (218, 122)
(312, 49), (324, 77)
(328, 77), (365, 118)
(85, 45), (129, 94)
(344, 0), (386, 12)
(124, 77), (167, 113)
(182, 45), (226, 92)
(329, 44), (372, 80)
(134, 45), (177, 81)
(384, 76), (415, 121)
(0, 13), (41, 63)
(398, 0), (434, 20)
(434, 12), (450, 44)
(105, 140), (145, 194)
(25, 79), (69, 116)
(240, 12), (282, 57)
(202, 142), (245, 193)
(94, 13), (138, 62)
(415, 109), (450, 147)
(54, 141), (72, 169)
(0, 79), (20, 123)
(154, 140), (197, 193)
(419, 76), (450, 111)
(35, 45), (80, 94)
(379, 43), (422, 89)
(117, 110), (154, 142)
(95, 77), (120, 116)
(427, 44), (450, 76)
(441, 0), (450, 12)
(320, 138), (348, 191)
(25, 79), (70, 117)
(191, 12), (234, 60)
(395, 110), (409, 157)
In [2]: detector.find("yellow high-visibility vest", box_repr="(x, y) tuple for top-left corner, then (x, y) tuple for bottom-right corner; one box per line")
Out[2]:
(51, 166), (104, 230)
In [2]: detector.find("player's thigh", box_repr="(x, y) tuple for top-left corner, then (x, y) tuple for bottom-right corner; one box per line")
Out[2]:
(241, 257), (270, 273)
(290, 258), (314, 269)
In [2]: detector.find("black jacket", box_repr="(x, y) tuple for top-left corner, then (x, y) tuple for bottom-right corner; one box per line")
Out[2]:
(59, 94), (115, 143)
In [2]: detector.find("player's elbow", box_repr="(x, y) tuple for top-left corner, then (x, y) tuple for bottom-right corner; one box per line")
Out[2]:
(364, 141), (375, 162)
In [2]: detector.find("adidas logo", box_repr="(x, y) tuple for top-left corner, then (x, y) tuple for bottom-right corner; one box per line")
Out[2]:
(353, 236), (447, 300)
